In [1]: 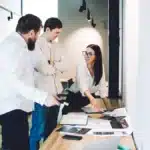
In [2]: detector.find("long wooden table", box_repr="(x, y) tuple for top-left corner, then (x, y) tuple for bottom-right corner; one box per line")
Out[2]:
(40, 129), (136, 150)
(40, 100), (136, 150)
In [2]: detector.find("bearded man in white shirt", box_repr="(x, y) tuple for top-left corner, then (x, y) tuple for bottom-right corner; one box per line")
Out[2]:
(0, 14), (60, 150)
(29, 18), (63, 150)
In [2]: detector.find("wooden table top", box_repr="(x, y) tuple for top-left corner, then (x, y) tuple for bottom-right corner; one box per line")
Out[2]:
(40, 100), (136, 150)
(40, 129), (136, 150)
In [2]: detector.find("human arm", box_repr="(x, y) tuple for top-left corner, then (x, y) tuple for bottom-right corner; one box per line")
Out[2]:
(76, 62), (101, 110)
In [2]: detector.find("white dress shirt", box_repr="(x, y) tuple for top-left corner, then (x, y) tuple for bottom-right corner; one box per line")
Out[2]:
(32, 36), (63, 96)
(0, 32), (49, 115)
(69, 58), (108, 98)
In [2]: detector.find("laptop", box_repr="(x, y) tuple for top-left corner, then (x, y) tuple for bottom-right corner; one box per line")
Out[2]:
(83, 137), (120, 150)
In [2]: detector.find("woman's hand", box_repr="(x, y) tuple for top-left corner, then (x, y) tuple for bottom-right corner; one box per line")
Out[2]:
(90, 98), (103, 112)
(84, 90), (104, 112)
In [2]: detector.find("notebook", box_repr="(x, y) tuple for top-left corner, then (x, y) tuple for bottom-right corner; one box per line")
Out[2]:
(60, 112), (88, 125)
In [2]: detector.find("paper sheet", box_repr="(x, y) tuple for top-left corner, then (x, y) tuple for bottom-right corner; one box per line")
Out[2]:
(60, 113), (88, 125)
(87, 118), (112, 129)
(103, 108), (127, 117)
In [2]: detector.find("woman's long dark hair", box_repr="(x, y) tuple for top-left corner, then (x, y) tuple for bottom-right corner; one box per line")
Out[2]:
(86, 44), (103, 85)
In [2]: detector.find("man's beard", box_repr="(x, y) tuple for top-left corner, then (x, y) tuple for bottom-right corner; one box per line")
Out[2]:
(27, 38), (36, 51)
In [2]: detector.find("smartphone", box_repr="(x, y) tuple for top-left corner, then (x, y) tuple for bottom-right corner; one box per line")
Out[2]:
(62, 135), (82, 140)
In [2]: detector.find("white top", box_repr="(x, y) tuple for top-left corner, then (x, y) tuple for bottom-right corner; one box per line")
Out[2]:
(32, 36), (63, 95)
(69, 58), (108, 98)
(0, 32), (49, 115)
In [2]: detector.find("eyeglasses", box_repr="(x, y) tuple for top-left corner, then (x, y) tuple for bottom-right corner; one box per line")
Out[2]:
(82, 51), (95, 56)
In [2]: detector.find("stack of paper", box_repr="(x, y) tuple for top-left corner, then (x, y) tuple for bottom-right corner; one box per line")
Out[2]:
(60, 112), (88, 125)
(103, 108), (127, 117)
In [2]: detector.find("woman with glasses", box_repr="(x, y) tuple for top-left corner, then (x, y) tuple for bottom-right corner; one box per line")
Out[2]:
(63, 44), (108, 113)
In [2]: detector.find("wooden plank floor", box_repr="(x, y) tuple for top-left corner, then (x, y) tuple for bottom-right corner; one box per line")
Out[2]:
(98, 98), (123, 109)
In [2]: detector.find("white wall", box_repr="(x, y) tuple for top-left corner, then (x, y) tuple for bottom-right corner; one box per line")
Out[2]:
(123, 0), (139, 146)
(135, 0), (150, 149)
(0, 1), (20, 42)
(123, 0), (139, 126)
(23, 0), (58, 25)
(0, 0), (21, 14)
(0, 0), (58, 43)
(58, 0), (109, 79)
(123, 0), (150, 149)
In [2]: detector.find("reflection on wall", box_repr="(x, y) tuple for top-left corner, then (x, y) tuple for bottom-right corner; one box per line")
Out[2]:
(58, 0), (108, 80)
(58, 27), (103, 79)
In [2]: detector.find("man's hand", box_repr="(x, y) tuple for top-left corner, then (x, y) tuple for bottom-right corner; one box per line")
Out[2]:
(53, 95), (62, 101)
(44, 95), (60, 107)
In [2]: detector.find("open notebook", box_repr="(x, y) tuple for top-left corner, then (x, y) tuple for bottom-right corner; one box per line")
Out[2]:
(60, 112), (88, 125)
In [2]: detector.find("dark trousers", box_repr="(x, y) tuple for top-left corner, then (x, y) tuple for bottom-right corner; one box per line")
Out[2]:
(44, 106), (59, 139)
(62, 91), (90, 114)
(0, 110), (29, 150)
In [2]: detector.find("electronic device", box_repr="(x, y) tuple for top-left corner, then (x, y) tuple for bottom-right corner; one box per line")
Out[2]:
(57, 126), (91, 135)
(62, 135), (82, 140)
